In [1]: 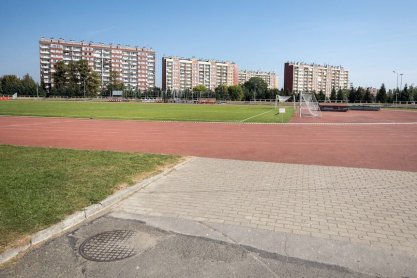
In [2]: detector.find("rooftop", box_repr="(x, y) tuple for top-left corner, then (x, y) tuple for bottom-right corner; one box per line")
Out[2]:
(39, 37), (154, 52)
(239, 70), (276, 75)
(286, 61), (346, 70)
(163, 56), (235, 65)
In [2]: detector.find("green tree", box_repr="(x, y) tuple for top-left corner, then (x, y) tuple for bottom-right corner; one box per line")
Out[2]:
(40, 80), (48, 96)
(52, 61), (68, 94)
(52, 60), (99, 97)
(330, 87), (337, 101)
(283, 88), (291, 96)
(153, 87), (162, 98)
(193, 85), (208, 99)
(266, 88), (279, 99)
(376, 84), (387, 103)
(193, 85), (208, 93)
(21, 74), (37, 96)
(336, 89), (345, 101)
(0, 77), (3, 95)
(67, 61), (81, 96)
(228, 85), (244, 101)
(166, 88), (172, 99)
(399, 84), (411, 101)
(317, 90), (326, 102)
(356, 87), (365, 102)
(411, 86), (417, 101)
(243, 77), (268, 100)
(77, 60), (91, 97)
(1, 75), (22, 95)
(106, 71), (124, 96)
(348, 87), (356, 103)
(242, 86), (251, 101)
(86, 71), (100, 97)
(363, 88), (374, 103)
(214, 85), (228, 100)
(387, 89), (394, 103)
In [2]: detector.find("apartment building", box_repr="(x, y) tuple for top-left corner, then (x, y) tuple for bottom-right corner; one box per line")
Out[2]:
(238, 70), (278, 89)
(284, 62), (349, 96)
(39, 38), (155, 91)
(367, 87), (378, 97)
(162, 57), (238, 91)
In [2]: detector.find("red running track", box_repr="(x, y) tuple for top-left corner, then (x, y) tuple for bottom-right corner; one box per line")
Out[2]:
(0, 115), (417, 172)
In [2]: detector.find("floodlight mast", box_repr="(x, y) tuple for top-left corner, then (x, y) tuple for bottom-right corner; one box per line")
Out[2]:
(393, 71), (399, 104)
(400, 73), (404, 92)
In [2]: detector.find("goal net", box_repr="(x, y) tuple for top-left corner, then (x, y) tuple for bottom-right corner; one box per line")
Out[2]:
(275, 95), (292, 110)
(299, 92), (321, 118)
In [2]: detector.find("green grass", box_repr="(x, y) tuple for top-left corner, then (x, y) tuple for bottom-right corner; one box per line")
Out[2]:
(0, 100), (294, 123)
(0, 145), (179, 252)
(382, 107), (417, 111)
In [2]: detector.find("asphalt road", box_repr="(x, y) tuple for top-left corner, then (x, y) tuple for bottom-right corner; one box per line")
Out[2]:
(0, 216), (372, 278)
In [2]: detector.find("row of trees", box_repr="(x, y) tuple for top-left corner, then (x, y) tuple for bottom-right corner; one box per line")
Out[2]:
(320, 87), (375, 103)
(389, 85), (417, 102)
(315, 84), (417, 103)
(0, 74), (43, 96)
(192, 77), (279, 101)
(2, 66), (417, 103)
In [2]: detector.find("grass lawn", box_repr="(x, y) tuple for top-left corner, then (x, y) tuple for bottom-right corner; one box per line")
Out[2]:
(0, 100), (294, 123)
(382, 107), (417, 111)
(0, 145), (179, 253)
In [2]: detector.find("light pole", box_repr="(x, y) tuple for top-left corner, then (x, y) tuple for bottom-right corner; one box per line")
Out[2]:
(393, 71), (399, 104)
(400, 73), (404, 91)
(83, 76), (88, 98)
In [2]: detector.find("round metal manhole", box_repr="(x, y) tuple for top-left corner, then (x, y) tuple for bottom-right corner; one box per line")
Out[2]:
(79, 230), (137, 262)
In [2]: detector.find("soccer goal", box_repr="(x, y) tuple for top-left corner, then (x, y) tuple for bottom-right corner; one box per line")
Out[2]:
(299, 92), (321, 118)
(275, 95), (292, 112)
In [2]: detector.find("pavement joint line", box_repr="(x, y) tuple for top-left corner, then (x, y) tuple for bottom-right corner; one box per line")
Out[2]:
(197, 221), (280, 278)
(0, 156), (194, 266)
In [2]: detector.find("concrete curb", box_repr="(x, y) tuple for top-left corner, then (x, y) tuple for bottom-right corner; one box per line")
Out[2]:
(0, 157), (193, 265)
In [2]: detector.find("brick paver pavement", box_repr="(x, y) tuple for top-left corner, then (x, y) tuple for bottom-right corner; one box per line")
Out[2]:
(113, 158), (417, 253)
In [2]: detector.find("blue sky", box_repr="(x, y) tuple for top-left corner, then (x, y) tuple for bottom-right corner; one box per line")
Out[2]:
(0, 0), (416, 89)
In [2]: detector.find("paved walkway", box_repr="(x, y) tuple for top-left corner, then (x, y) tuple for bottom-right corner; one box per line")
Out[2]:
(113, 157), (417, 254)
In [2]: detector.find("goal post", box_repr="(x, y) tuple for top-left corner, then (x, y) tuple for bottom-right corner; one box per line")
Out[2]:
(299, 92), (321, 118)
(275, 95), (292, 113)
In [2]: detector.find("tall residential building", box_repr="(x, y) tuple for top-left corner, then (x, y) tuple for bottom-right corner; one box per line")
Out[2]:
(238, 70), (278, 89)
(39, 38), (155, 91)
(367, 87), (378, 97)
(284, 62), (349, 96)
(162, 57), (238, 91)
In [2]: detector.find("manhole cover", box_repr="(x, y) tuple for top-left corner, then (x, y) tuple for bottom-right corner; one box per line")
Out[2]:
(79, 230), (137, 262)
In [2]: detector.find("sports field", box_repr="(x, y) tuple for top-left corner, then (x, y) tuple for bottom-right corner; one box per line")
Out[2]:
(0, 100), (293, 123)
